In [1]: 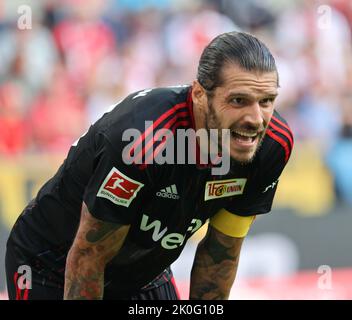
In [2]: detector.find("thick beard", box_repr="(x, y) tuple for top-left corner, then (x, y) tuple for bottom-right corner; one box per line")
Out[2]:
(205, 100), (267, 167)
(205, 100), (224, 153)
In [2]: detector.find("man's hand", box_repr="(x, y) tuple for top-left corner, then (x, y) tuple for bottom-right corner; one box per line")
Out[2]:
(190, 224), (244, 300)
(64, 202), (130, 299)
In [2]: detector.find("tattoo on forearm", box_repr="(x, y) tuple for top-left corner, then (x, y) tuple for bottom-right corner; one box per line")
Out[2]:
(64, 203), (129, 300)
(65, 245), (105, 300)
(65, 267), (104, 300)
(190, 226), (243, 300)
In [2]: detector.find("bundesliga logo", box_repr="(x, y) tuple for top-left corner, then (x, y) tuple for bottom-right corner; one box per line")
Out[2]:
(97, 167), (144, 207)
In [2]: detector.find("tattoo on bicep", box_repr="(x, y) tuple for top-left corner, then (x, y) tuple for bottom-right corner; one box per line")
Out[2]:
(205, 239), (235, 264)
(80, 203), (124, 244)
(85, 221), (123, 243)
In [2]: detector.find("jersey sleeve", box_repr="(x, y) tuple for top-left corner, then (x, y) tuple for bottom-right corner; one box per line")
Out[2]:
(83, 132), (153, 225)
(209, 208), (256, 237)
(225, 117), (294, 217)
(224, 180), (280, 217)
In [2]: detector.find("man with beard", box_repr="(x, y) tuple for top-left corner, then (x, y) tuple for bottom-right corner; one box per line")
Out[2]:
(5, 31), (293, 300)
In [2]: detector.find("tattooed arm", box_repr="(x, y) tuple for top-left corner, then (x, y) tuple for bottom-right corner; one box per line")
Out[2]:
(190, 224), (244, 300)
(64, 202), (130, 299)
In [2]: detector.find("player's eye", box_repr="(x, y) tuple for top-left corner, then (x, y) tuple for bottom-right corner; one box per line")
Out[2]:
(260, 98), (275, 107)
(231, 97), (246, 105)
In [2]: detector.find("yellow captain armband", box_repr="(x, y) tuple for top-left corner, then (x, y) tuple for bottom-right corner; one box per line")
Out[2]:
(209, 208), (256, 238)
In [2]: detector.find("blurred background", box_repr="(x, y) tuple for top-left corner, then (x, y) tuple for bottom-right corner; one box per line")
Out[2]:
(0, 0), (351, 299)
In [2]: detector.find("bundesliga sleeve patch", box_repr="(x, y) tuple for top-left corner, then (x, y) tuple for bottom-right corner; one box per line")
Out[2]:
(97, 167), (144, 207)
(204, 178), (247, 201)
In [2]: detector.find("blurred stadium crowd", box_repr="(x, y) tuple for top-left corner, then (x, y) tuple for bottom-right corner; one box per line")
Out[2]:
(0, 0), (351, 205)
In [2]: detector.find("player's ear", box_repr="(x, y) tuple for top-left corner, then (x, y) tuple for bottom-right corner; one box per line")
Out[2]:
(192, 80), (208, 111)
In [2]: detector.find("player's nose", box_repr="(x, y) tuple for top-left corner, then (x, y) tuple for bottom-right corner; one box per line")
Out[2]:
(243, 102), (263, 128)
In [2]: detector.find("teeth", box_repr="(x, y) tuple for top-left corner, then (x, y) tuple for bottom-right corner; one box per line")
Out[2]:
(231, 130), (258, 138)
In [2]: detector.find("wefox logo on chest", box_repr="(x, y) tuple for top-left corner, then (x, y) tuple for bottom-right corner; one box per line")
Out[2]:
(140, 214), (202, 250)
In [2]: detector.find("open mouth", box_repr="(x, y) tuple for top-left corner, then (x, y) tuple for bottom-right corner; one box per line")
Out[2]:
(230, 130), (259, 144)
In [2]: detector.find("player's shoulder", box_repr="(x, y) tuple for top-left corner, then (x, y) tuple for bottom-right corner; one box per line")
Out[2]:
(260, 109), (294, 164)
(124, 85), (191, 117)
(90, 85), (192, 164)
(128, 85), (191, 107)
(96, 85), (191, 135)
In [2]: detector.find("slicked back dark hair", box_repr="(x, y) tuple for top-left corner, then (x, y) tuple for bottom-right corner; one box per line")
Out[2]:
(197, 31), (278, 92)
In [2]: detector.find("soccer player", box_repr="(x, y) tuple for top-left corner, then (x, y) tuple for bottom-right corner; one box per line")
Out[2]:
(5, 31), (293, 300)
